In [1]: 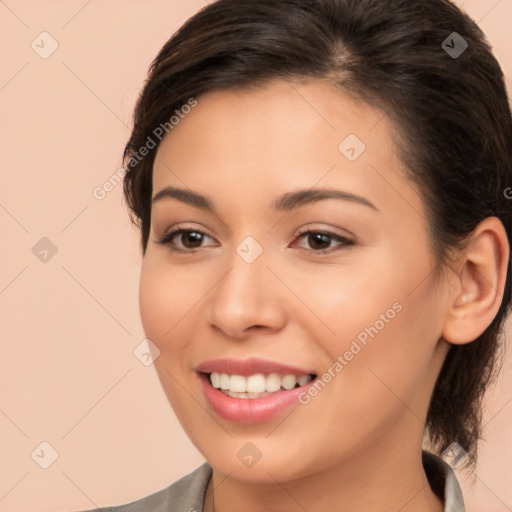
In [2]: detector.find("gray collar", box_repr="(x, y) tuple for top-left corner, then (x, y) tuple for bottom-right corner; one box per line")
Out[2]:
(422, 450), (466, 511)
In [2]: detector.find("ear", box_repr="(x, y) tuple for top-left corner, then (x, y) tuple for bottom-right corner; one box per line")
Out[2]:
(442, 217), (510, 345)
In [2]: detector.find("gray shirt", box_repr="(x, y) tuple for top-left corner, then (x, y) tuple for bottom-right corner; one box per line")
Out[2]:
(78, 451), (465, 511)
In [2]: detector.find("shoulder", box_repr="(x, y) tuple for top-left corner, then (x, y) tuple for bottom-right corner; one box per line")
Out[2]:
(74, 462), (212, 512)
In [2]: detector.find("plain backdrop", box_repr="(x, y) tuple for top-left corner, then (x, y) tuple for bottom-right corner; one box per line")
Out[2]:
(1, 1), (511, 511)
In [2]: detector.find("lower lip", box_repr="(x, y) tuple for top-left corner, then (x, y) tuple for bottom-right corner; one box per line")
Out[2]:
(198, 373), (315, 424)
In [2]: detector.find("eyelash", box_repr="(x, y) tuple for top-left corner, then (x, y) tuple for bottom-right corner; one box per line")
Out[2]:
(155, 226), (354, 255)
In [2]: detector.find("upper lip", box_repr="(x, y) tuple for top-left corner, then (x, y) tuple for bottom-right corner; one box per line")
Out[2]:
(196, 358), (316, 377)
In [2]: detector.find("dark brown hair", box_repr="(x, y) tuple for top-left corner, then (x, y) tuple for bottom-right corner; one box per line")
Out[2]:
(123, 0), (512, 468)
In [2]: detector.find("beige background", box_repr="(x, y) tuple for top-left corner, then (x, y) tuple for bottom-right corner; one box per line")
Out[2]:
(1, 1), (511, 511)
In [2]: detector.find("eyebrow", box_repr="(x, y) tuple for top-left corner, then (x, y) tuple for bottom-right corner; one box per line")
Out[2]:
(151, 186), (378, 212)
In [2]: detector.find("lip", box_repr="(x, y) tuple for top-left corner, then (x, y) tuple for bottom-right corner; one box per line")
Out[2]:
(196, 358), (317, 424)
(196, 357), (315, 376)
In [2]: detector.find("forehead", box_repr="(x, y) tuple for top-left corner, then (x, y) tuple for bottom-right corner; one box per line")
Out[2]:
(154, 79), (389, 167)
(151, 79), (421, 220)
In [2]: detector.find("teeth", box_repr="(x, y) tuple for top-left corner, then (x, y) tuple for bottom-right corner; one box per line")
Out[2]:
(220, 373), (230, 390)
(227, 390), (271, 399)
(209, 372), (313, 397)
(247, 374), (266, 393)
(266, 373), (281, 392)
(210, 372), (221, 388)
(281, 374), (297, 390)
(297, 375), (310, 386)
(229, 375), (246, 392)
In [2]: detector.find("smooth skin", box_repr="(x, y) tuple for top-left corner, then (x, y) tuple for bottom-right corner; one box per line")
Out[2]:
(138, 79), (509, 512)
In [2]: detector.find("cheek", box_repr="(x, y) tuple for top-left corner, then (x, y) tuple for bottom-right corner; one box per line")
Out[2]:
(286, 255), (401, 344)
(321, 279), (443, 428)
(139, 261), (167, 343)
(309, 249), (441, 407)
(138, 259), (196, 351)
(138, 259), (201, 423)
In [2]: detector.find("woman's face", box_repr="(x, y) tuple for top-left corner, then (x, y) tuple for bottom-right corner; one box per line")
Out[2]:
(139, 79), (451, 481)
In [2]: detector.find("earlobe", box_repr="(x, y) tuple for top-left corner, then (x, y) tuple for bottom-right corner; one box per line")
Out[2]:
(442, 217), (509, 346)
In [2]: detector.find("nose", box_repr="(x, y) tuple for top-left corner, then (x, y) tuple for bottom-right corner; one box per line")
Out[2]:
(206, 249), (288, 340)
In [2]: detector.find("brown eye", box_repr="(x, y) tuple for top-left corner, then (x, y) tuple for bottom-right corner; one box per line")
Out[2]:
(293, 230), (354, 253)
(306, 232), (331, 250)
(155, 229), (216, 252)
(177, 230), (205, 249)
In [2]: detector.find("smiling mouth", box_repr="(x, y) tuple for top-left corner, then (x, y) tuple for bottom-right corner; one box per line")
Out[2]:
(202, 371), (318, 399)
